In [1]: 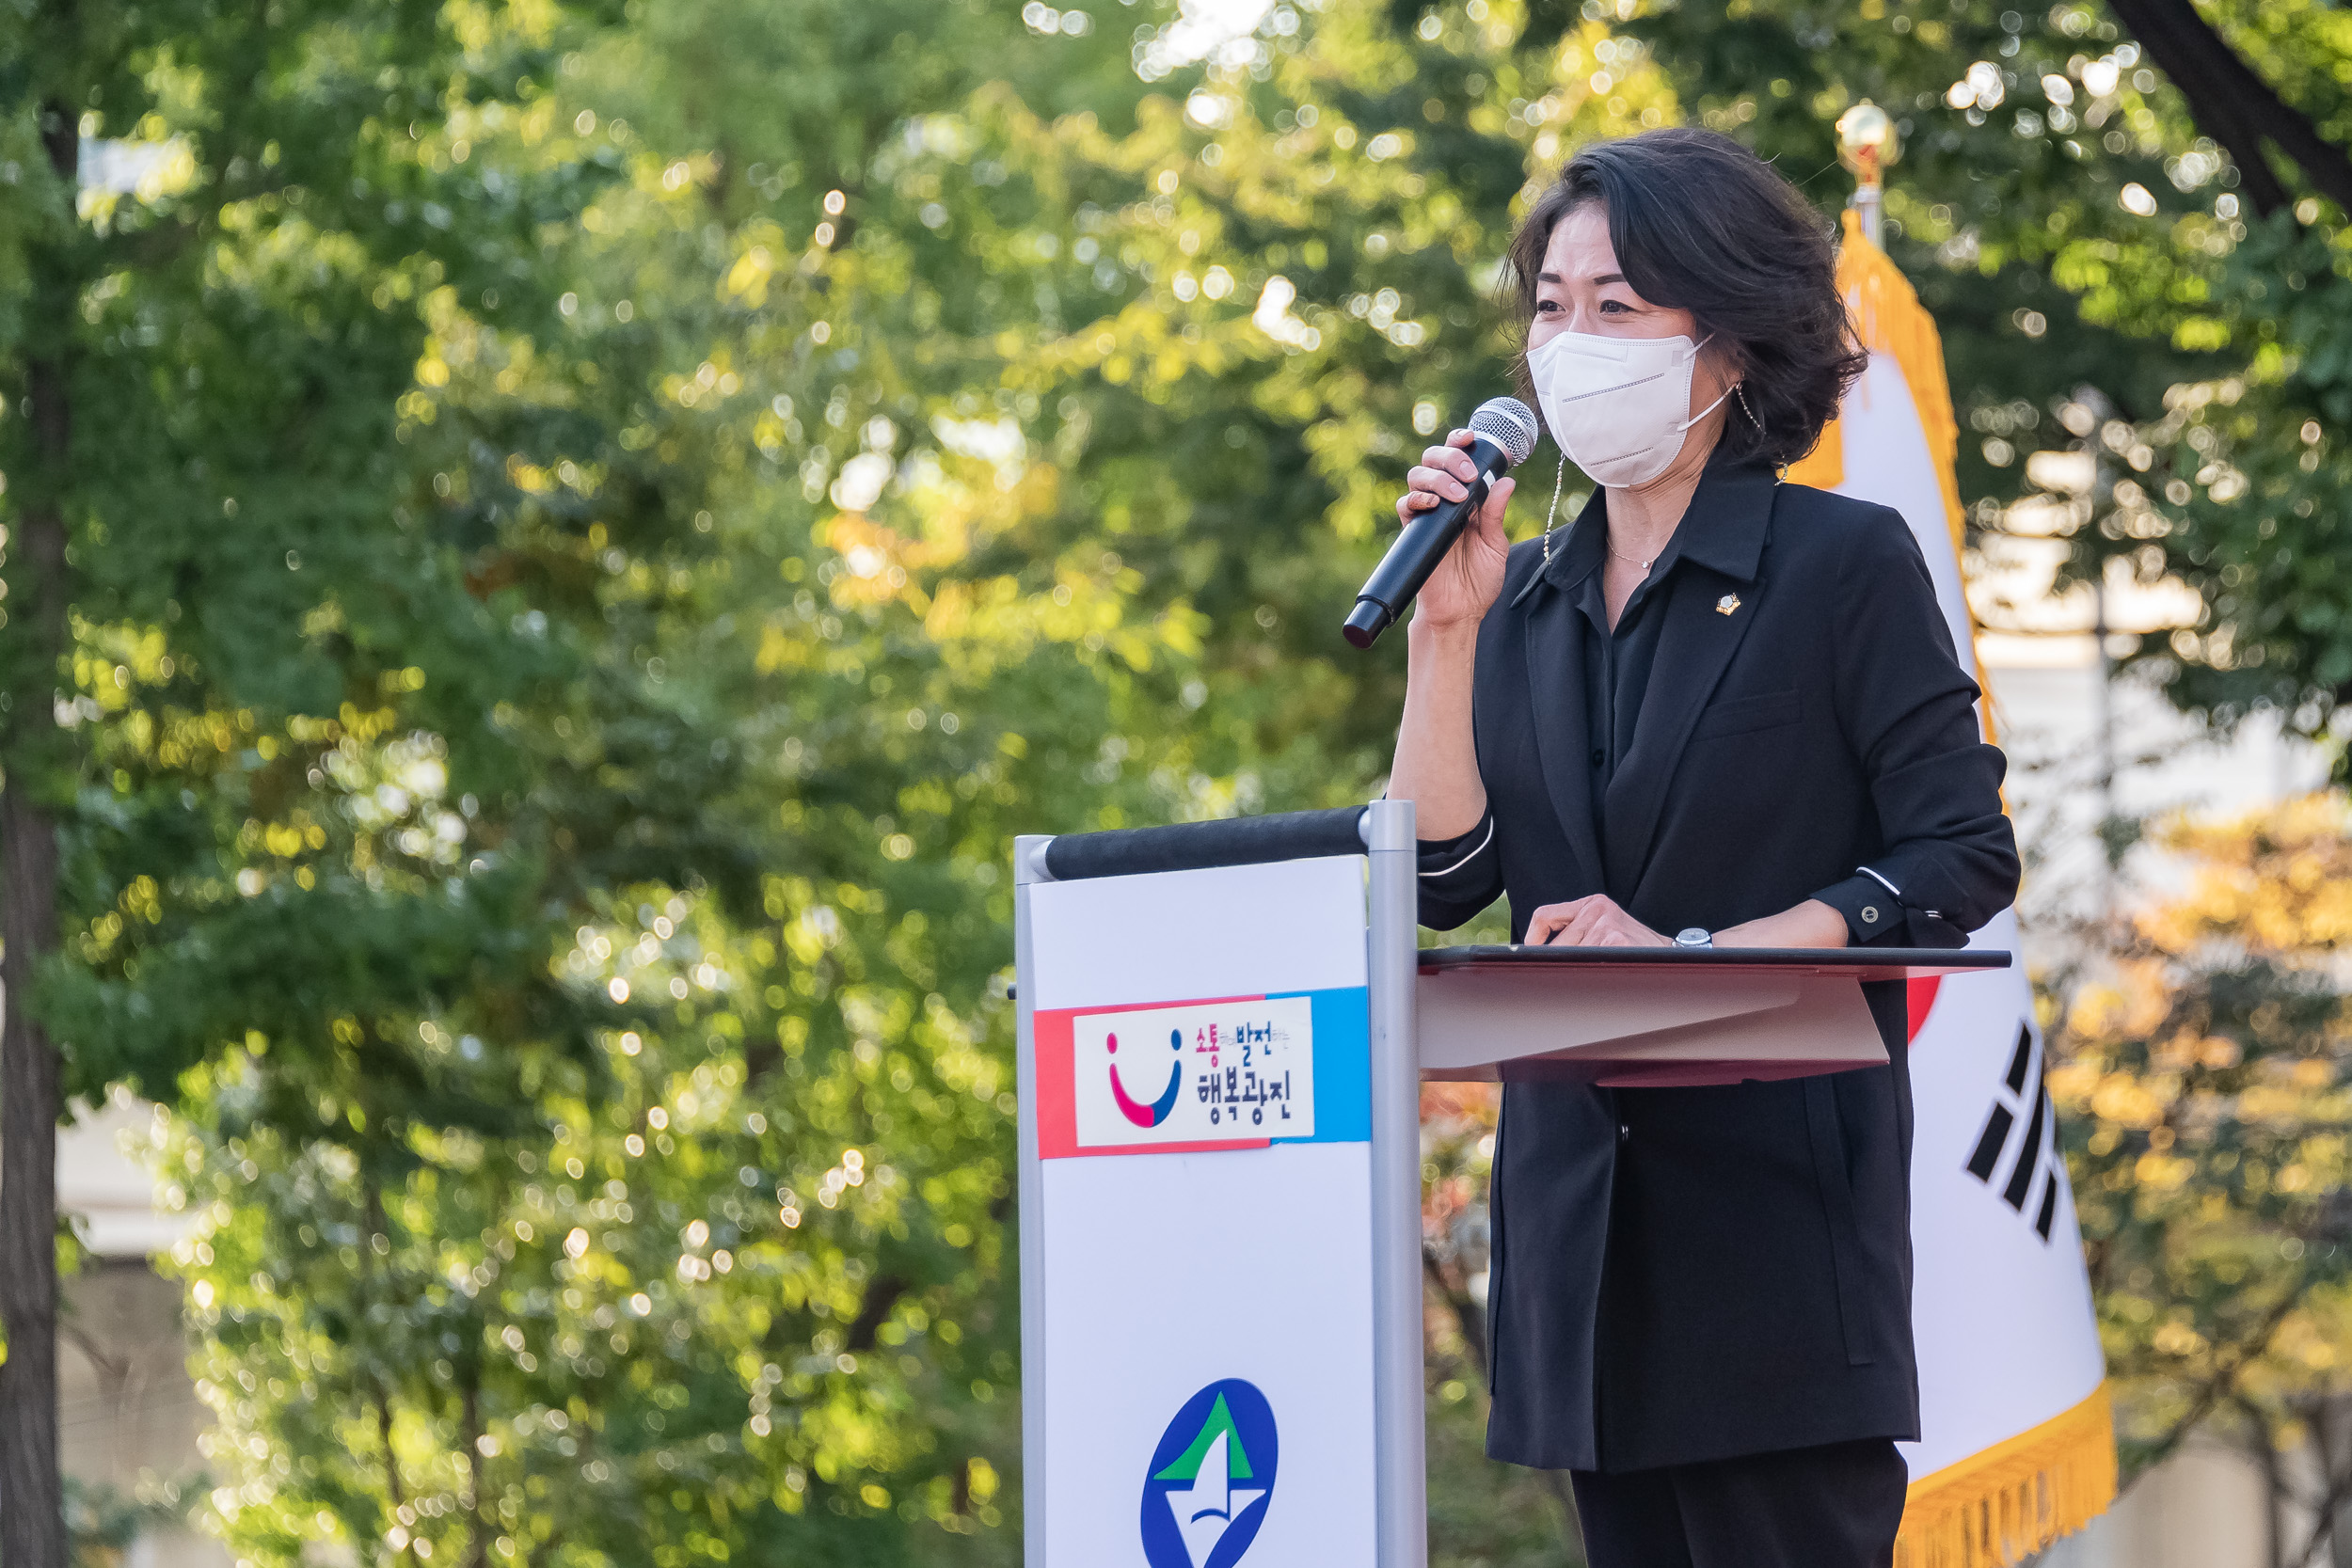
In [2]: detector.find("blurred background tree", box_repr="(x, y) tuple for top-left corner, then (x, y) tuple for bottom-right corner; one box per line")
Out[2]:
(0, 4), (644, 1564)
(2048, 796), (2352, 1564)
(114, 0), (1646, 1560)
(5, 0), (2350, 1563)
(1627, 0), (2352, 763)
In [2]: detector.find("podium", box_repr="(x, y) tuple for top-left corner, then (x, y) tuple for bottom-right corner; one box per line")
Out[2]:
(1013, 802), (2006, 1568)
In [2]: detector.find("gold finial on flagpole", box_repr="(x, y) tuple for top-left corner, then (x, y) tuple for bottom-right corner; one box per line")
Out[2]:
(1836, 101), (1900, 249)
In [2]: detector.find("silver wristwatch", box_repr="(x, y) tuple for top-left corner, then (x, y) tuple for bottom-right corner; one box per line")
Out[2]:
(1674, 927), (1714, 950)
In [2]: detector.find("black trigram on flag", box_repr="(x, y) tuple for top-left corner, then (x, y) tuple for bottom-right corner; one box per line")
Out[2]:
(1963, 1022), (2062, 1243)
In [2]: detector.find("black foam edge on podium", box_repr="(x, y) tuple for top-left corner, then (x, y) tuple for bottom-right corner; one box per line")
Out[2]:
(1041, 806), (1368, 881)
(1416, 945), (2011, 971)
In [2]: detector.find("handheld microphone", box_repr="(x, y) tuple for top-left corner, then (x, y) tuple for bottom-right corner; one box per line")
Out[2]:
(1342, 397), (1539, 649)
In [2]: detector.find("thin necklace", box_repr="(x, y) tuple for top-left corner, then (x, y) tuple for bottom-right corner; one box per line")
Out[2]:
(1607, 537), (1660, 571)
(1534, 456), (1666, 573)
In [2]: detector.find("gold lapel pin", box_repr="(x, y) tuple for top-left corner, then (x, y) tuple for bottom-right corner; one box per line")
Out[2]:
(1716, 593), (1741, 616)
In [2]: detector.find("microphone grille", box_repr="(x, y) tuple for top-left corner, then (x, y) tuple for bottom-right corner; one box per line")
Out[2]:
(1469, 397), (1539, 467)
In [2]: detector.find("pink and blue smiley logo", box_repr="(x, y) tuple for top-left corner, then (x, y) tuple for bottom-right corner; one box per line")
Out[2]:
(1107, 1027), (1185, 1128)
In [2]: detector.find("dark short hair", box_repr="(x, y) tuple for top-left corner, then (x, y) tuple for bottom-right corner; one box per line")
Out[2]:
(1502, 127), (1864, 470)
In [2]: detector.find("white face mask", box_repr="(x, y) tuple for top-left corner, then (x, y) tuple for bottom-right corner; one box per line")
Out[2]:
(1527, 329), (1733, 489)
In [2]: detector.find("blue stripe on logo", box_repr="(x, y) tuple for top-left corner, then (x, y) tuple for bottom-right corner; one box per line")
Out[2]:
(1268, 987), (1370, 1146)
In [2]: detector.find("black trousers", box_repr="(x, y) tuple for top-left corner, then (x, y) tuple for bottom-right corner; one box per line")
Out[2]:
(1569, 1438), (1908, 1568)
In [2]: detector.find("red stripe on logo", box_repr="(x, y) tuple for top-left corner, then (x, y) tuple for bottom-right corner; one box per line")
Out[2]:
(1033, 1007), (1080, 1159)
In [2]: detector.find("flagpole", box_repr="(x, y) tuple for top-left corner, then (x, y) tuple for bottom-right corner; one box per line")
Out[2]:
(1836, 101), (1898, 249)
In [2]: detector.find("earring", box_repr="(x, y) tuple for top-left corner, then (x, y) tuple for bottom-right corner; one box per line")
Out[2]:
(1735, 382), (1759, 429)
(1539, 450), (1568, 567)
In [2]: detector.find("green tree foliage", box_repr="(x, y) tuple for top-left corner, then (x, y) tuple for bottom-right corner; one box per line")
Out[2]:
(2048, 796), (2352, 1560)
(119, 1), (1662, 1561)
(1624, 0), (2352, 757)
(1, 4), (628, 1562)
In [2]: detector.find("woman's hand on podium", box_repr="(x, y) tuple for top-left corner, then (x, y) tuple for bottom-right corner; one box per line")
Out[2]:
(1399, 429), (1516, 631)
(1524, 895), (1670, 947)
(1712, 899), (1849, 949)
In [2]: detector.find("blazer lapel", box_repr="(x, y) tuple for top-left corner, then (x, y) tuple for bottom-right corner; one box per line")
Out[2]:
(1600, 569), (1764, 897)
(1521, 587), (1608, 891)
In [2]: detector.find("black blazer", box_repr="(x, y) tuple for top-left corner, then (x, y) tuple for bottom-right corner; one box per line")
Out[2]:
(1416, 458), (2019, 1473)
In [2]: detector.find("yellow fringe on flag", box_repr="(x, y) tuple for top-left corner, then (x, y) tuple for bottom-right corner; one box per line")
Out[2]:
(1782, 209), (1968, 561)
(1895, 1384), (2118, 1568)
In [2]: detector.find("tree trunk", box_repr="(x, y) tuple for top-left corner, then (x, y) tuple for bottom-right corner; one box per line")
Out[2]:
(377, 1389), (416, 1560)
(2106, 0), (2352, 218)
(0, 96), (77, 1568)
(0, 784), (64, 1568)
(2240, 1397), (2287, 1568)
(461, 1379), (489, 1568)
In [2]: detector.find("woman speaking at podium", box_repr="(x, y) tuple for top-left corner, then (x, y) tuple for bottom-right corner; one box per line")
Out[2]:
(1388, 129), (2019, 1567)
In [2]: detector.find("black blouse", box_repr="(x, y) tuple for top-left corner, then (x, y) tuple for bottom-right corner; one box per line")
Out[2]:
(1563, 490), (1678, 850)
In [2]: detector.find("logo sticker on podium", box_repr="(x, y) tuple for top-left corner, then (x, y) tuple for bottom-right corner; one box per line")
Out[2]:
(1029, 987), (1371, 1159)
(1139, 1380), (1279, 1568)
(1074, 997), (1315, 1148)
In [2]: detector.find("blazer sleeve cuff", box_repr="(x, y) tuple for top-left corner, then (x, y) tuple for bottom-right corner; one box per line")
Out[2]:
(1411, 810), (1504, 933)
(1418, 813), (1498, 893)
(1812, 870), (1906, 947)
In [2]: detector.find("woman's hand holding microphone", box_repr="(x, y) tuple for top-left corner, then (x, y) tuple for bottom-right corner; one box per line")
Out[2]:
(1397, 433), (1670, 950)
(1382, 418), (1528, 845)
(1397, 430), (1516, 635)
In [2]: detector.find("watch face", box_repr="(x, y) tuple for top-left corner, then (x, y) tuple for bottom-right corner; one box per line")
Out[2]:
(1676, 928), (1708, 946)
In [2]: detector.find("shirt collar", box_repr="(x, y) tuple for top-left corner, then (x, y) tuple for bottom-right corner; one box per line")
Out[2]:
(1530, 451), (1778, 598)
(1675, 454), (1779, 583)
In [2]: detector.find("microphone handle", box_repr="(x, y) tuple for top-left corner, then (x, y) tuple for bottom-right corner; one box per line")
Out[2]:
(1341, 433), (1511, 649)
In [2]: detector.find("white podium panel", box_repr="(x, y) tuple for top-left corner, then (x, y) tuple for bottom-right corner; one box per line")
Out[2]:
(1020, 855), (1379, 1568)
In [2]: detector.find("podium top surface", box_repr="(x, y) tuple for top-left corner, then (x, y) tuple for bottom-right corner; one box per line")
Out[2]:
(1417, 945), (2010, 981)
